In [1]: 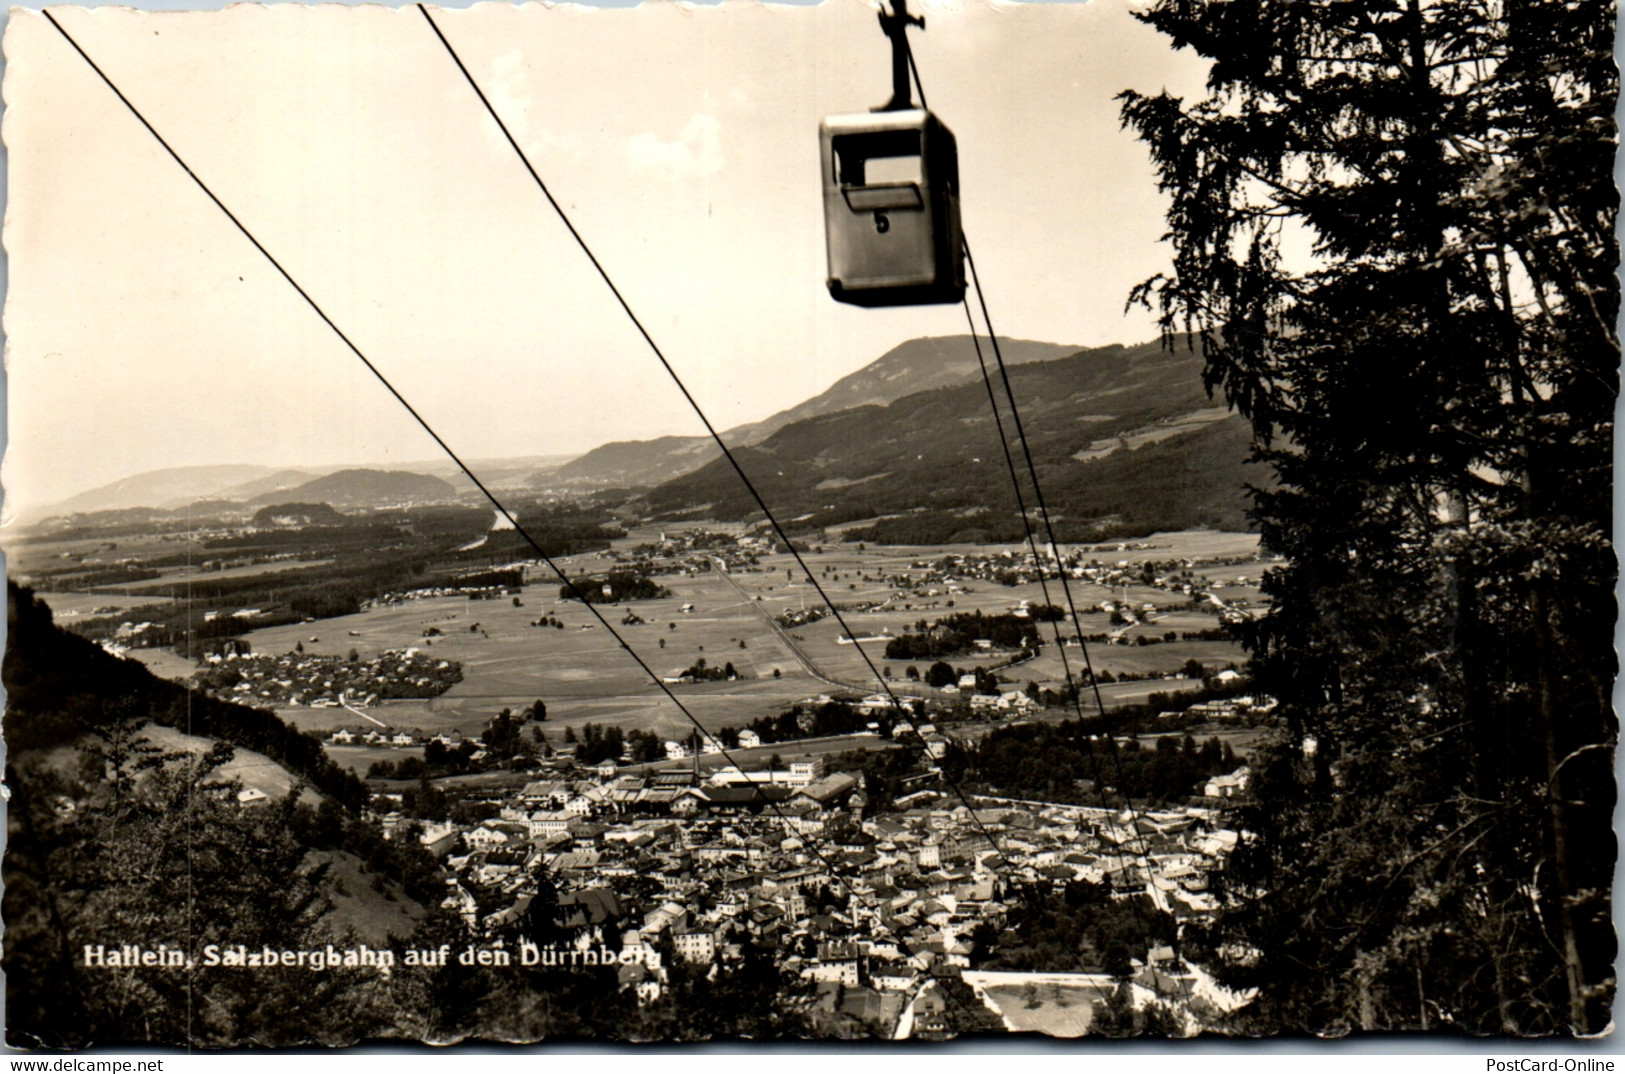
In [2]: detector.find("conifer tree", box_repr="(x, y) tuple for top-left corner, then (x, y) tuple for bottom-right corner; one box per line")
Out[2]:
(1122, 0), (1617, 1035)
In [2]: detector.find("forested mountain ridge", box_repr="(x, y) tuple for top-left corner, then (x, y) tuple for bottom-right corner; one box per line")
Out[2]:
(546, 335), (1084, 492)
(248, 468), (456, 508)
(3, 582), (368, 808)
(2, 582), (454, 1046)
(643, 338), (1257, 541)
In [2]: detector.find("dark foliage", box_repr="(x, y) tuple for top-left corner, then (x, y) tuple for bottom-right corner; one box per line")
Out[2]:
(249, 502), (349, 527)
(1123, 0), (1617, 1035)
(963, 721), (1238, 807)
(982, 884), (1175, 974)
(557, 571), (670, 604)
(882, 611), (1042, 661)
(5, 583), (368, 812)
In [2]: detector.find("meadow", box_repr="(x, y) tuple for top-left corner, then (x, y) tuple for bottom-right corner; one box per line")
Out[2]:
(229, 529), (1266, 741)
(34, 523), (1265, 751)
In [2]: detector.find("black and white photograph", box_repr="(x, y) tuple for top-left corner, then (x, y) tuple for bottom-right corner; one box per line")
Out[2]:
(1, 0), (1617, 1049)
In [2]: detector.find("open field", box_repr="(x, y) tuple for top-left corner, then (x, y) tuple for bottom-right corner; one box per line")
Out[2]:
(240, 558), (831, 740)
(812, 527), (1262, 564)
(964, 973), (1119, 1036)
(8, 532), (201, 574)
(715, 536), (1256, 689)
(325, 744), (425, 777)
(224, 531), (1268, 745)
(34, 591), (176, 619)
(43, 524), (1270, 760)
(107, 557), (336, 591)
(135, 722), (323, 805)
(1092, 677), (1204, 708)
(1104, 529), (1262, 561)
(124, 647), (206, 683)
(274, 700), (457, 737)
(1073, 406), (1233, 464)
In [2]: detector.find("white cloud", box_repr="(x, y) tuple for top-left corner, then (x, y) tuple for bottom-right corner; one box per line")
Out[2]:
(627, 112), (724, 181)
(487, 49), (533, 140)
(481, 50), (585, 165)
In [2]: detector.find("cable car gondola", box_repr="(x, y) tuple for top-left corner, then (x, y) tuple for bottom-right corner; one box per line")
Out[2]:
(821, 0), (964, 308)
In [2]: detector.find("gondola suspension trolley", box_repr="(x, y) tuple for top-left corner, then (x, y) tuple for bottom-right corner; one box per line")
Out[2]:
(820, 0), (965, 307)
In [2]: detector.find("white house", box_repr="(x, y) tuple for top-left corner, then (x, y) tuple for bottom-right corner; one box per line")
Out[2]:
(672, 930), (718, 964)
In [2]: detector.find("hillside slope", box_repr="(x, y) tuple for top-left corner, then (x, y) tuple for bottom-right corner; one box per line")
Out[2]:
(36, 464), (285, 517)
(725, 335), (1083, 445)
(644, 340), (1261, 542)
(3, 583), (435, 1048)
(3, 583), (369, 808)
(547, 434), (725, 490)
(547, 336), (1082, 490)
(251, 468), (456, 508)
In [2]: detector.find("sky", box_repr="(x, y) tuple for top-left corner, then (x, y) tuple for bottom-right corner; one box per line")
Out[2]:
(2, 0), (1210, 516)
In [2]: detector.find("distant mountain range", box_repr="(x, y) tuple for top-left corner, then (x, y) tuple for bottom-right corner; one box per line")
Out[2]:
(724, 335), (1081, 443)
(248, 469), (455, 508)
(642, 339), (1256, 542)
(25, 460), (567, 523)
(548, 336), (1080, 489)
(547, 435), (726, 491)
(24, 335), (1257, 541)
(39, 463), (292, 516)
(217, 468), (320, 501)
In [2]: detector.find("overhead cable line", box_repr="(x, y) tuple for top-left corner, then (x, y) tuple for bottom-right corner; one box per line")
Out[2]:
(412, 7), (1054, 1025)
(423, 4), (1168, 976)
(37, 6), (880, 908)
(897, 19), (1169, 943)
(961, 239), (1130, 757)
(45, 7), (1004, 1032)
(51, 0), (1175, 1017)
(415, 3), (1011, 861)
(957, 255), (1166, 945)
(893, 0), (1167, 925)
(958, 302), (1119, 800)
(901, 14), (1165, 913)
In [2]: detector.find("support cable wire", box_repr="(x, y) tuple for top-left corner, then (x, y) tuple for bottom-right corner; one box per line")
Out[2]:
(907, 0), (1168, 949)
(961, 237), (1167, 885)
(430, 1), (1167, 997)
(901, 28), (1143, 800)
(959, 286), (1164, 954)
(43, 8), (992, 1030)
(38, 6), (879, 916)
(905, 30), (1150, 869)
(957, 300), (1143, 825)
(903, 33), (928, 112)
(415, 8), (1042, 1022)
(416, 3), (1010, 863)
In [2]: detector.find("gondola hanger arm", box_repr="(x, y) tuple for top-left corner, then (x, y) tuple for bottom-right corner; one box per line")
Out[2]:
(876, 0), (924, 111)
